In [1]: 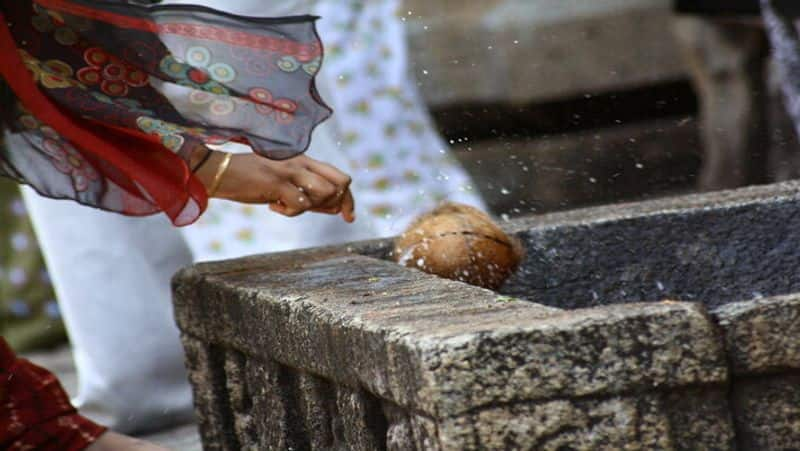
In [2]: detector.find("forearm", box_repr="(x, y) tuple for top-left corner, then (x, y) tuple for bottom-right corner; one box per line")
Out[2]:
(192, 149), (228, 198)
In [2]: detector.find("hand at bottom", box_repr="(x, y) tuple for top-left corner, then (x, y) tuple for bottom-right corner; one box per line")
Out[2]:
(86, 431), (170, 451)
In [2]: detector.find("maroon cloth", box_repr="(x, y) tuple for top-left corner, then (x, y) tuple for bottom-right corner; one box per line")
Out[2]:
(0, 337), (107, 450)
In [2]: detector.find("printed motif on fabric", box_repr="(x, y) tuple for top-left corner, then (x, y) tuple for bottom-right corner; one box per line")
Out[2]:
(17, 110), (99, 192)
(136, 116), (225, 152)
(77, 47), (149, 97)
(31, 3), (92, 47)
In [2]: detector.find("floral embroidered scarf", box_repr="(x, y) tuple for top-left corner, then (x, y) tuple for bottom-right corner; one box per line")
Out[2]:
(0, 0), (330, 225)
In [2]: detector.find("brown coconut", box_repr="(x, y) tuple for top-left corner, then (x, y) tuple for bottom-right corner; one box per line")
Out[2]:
(394, 203), (524, 289)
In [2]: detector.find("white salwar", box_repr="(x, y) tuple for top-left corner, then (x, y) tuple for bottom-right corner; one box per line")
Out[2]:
(21, 0), (485, 433)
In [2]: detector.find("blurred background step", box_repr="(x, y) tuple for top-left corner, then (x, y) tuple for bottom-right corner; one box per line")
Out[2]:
(400, 0), (707, 216)
(404, 0), (686, 107)
(452, 116), (700, 216)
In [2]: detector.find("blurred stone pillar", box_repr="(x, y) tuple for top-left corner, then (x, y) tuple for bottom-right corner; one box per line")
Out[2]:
(673, 16), (771, 191)
(673, 1), (800, 190)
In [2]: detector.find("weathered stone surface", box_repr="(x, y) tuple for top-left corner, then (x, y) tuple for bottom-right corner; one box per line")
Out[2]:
(382, 403), (416, 451)
(404, 0), (687, 106)
(239, 357), (308, 451)
(174, 180), (800, 450)
(431, 387), (733, 451)
(731, 374), (800, 451)
(662, 387), (736, 451)
(503, 180), (800, 310)
(714, 294), (800, 374)
(714, 294), (800, 450)
(175, 258), (729, 449)
(175, 256), (725, 419)
(295, 373), (336, 450)
(334, 385), (387, 451)
(181, 337), (240, 451)
(426, 302), (727, 414)
(176, 253), (558, 418)
(442, 395), (671, 450)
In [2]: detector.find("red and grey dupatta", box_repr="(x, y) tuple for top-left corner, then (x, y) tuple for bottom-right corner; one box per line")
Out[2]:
(0, 0), (331, 225)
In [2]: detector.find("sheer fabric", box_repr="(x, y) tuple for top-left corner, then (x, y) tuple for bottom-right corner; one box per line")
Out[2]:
(0, 0), (330, 225)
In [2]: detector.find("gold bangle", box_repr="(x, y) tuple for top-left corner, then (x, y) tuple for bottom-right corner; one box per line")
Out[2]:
(208, 152), (232, 197)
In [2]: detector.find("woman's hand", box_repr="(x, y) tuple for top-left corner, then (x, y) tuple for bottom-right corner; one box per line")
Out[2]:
(195, 151), (355, 222)
(87, 431), (170, 451)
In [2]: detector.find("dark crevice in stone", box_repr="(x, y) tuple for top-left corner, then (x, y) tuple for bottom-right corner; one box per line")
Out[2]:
(329, 383), (346, 448)
(728, 372), (800, 451)
(275, 360), (312, 450)
(332, 384), (391, 450)
(729, 393), (756, 451)
(726, 374), (749, 451)
(382, 400), (417, 450)
(707, 305), (767, 451)
(208, 345), (243, 451)
(294, 373), (336, 450)
(361, 386), (390, 451)
(230, 350), (253, 413)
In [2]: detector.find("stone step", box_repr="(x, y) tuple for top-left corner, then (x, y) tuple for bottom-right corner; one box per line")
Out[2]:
(452, 116), (701, 216)
(404, 0), (688, 107)
(174, 179), (800, 450)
